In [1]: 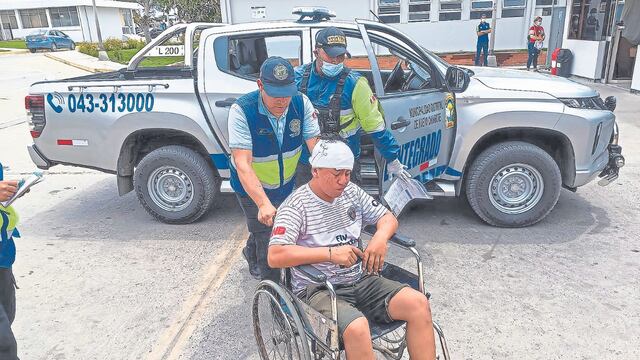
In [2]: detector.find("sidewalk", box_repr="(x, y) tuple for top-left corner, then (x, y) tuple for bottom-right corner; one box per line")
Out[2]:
(45, 50), (123, 73)
(0, 47), (29, 55)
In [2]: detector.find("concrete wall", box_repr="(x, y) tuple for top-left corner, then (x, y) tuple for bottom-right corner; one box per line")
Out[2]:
(222, 0), (560, 53)
(224, 0), (372, 24)
(79, 6), (128, 42)
(632, 55), (640, 92)
(561, 39), (607, 79)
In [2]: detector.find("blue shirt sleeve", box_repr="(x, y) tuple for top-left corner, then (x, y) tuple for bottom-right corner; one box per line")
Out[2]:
(369, 129), (401, 162)
(301, 94), (320, 140)
(227, 103), (253, 150)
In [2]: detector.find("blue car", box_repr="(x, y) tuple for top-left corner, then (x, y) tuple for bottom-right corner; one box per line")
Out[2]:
(25, 29), (75, 52)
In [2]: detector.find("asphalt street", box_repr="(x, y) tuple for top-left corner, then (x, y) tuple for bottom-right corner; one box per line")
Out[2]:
(0, 52), (638, 360)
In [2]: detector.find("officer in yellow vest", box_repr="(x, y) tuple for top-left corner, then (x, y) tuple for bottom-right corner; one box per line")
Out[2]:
(228, 57), (320, 281)
(0, 163), (20, 359)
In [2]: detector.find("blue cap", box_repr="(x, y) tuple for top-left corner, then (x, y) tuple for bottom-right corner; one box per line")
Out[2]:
(259, 57), (298, 98)
(315, 27), (348, 58)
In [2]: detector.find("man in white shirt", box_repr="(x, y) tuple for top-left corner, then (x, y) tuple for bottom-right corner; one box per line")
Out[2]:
(268, 139), (436, 360)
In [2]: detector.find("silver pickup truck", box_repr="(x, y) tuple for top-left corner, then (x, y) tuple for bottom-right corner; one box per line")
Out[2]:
(25, 11), (624, 227)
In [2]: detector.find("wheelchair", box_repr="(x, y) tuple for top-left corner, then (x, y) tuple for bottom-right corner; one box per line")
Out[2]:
(251, 226), (450, 359)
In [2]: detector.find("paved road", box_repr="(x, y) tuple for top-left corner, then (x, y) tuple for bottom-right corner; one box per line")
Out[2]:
(1, 53), (638, 359)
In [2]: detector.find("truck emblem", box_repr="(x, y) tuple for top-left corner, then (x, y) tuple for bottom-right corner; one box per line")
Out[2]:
(273, 64), (289, 81)
(289, 118), (301, 136)
(445, 94), (456, 129)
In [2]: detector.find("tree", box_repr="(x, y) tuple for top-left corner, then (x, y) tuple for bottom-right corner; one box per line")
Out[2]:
(156, 0), (222, 23)
(174, 0), (221, 22)
(126, 0), (159, 43)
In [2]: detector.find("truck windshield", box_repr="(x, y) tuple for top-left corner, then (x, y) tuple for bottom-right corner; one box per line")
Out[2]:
(420, 46), (450, 75)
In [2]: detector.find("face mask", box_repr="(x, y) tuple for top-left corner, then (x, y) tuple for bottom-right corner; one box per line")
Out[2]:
(535, 21), (541, 26)
(481, 19), (486, 23)
(321, 61), (344, 77)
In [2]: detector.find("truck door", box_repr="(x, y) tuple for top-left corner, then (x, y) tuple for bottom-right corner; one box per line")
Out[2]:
(357, 21), (457, 193)
(200, 29), (310, 154)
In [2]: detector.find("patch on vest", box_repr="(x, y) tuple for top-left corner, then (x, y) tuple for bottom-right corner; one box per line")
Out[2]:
(289, 118), (301, 137)
(273, 64), (289, 81)
(347, 205), (357, 221)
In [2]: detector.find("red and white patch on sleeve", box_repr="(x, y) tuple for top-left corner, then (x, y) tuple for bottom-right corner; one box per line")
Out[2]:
(272, 226), (286, 236)
(370, 94), (377, 104)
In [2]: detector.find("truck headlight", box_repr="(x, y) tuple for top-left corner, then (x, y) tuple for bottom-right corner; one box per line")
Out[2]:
(604, 96), (616, 112)
(559, 97), (607, 110)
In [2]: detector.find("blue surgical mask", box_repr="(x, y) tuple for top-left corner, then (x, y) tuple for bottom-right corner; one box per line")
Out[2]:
(321, 61), (344, 77)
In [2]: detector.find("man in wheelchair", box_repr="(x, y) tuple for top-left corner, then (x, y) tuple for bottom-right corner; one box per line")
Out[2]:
(267, 139), (436, 360)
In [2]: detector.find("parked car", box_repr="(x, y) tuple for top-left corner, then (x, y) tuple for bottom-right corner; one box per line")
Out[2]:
(24, 9), (624, 227)
(25, 29), (75, 52)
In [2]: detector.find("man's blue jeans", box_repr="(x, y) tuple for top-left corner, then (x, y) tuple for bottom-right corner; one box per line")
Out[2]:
(475, 41), (489, 66)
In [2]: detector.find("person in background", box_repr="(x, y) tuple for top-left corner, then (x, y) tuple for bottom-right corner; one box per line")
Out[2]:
(527, 16), (545, 71)
(0, 162), (21, 360)
(228, 57), (320, 281)
(475, 14), (492, 67)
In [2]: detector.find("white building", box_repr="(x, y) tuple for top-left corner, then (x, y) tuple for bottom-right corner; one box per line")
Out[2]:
(0, 0), (140, 42)
(558, 0), (638, 92)
(220, 0), (567, 54)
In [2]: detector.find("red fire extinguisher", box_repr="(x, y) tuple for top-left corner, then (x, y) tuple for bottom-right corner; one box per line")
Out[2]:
(551, 48), (561, 76)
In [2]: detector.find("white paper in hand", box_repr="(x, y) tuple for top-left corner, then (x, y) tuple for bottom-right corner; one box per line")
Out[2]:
(383, 177), (432, 216)
(0, 171), (44, 207)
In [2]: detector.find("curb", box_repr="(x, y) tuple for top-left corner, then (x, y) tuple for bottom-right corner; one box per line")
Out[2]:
(44, 52), (120, 73)
(0, 48), (29, 55)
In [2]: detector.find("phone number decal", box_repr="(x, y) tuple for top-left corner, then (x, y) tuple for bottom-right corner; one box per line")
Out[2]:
(47, 92), (155, 113)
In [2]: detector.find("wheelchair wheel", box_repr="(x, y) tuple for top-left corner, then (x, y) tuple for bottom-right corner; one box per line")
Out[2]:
(253, 281), (311, 360)
(373, 324), (407, 360)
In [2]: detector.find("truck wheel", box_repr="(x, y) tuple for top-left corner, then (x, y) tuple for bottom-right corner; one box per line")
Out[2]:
(465, 141), (561, 227)
(134, 145), (219, 224)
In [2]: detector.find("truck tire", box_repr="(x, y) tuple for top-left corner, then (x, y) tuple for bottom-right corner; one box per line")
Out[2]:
(465, 141), (561, 227)
(134, 145), (219, 224)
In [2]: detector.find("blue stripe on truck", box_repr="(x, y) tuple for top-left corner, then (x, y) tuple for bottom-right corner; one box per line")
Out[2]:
(210, 154), (229, 170)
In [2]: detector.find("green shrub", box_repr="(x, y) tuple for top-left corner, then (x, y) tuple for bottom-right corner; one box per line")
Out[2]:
(77, 42), (98, 57)
(125, 38), (145, 50)
(103, 38), (123, 51)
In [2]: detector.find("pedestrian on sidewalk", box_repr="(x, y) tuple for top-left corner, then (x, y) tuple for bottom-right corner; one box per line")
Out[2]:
(0, 162), (21, 360)
(527, 16), (545, 71)
(475, 14), (492, 66)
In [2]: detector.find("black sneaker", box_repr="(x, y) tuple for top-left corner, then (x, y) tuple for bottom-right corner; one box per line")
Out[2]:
(242, 247), (261, 280)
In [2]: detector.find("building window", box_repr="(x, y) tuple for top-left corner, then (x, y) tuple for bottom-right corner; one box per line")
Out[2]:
(502, 0), (526, 17)
(19, 8), (49, 28)
(568, 0), (614, 41)
(378, 0), (400, 23)
(50, 7), (80, 27)
(120, 9), (135, 34)
(536, 0), (558, 16)
(408, 0), (430, 22)
(471, 0), (494, 19)
(439, 0), (462, 21)
(0, 10), (18, 29)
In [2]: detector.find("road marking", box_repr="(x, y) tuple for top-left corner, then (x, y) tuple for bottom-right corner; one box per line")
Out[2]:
(147, 223), (248, 360)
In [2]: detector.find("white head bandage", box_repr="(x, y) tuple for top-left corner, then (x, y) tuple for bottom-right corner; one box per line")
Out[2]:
(309, 140), (354, 170)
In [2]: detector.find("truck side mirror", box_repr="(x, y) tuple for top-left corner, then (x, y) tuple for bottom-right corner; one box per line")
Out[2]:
(445, 66), (470, 93)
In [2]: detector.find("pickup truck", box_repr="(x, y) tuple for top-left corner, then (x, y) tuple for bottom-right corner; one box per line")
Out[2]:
(25, 10), (624, 227)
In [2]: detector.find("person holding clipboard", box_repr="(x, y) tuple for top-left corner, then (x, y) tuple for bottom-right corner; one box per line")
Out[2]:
(0, 162), (42, 360)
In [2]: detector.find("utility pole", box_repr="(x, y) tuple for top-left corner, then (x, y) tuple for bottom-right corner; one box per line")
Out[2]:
(487, 1), (498, 67)
(91, 0), (110, 61)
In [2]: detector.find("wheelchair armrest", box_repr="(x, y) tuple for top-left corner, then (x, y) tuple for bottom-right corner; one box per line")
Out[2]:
(363, 225), (416, 248)
(294, 264), (327, 283)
